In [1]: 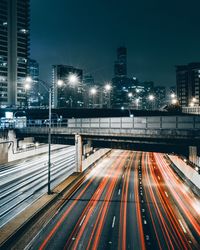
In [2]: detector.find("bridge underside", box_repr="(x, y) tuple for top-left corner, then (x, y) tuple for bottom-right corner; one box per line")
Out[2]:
(19, 133), (193, 157)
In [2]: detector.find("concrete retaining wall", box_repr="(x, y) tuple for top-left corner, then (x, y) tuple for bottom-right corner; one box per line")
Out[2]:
(8, 145), (68, 162)
(0, 141), (8, 164)
(82, 148), (111, 171)
(167, 155), (200, 196)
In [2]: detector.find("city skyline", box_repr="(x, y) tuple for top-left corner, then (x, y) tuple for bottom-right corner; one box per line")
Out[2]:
(31, 0), (200, 86)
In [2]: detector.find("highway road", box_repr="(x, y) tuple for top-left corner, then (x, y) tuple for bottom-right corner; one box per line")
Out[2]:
(0, 146), (75, 228)
(26, 150), (200, 250)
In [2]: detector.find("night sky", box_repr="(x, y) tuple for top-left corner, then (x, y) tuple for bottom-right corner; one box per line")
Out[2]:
(31, 0), (200, 87)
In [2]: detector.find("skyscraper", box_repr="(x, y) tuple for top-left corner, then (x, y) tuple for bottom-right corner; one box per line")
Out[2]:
(176, 63), (200, 107)
(0, 0), (30, 107)
(82, 74), (95, 108)
(112, 46), (132, 108)
(114, 47), (127, 78)
(153, 86), (166, 109)
(52, 65), (83, 108)
(27, 59), (40, 107)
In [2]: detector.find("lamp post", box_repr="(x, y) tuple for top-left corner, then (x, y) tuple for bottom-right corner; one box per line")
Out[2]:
(89, 84), (111, 109)
(104, 83), (112, 108)
(57, 74), (79, 108)
(13, 110), (26, 129)
(170, 93), (176, 99)
(135, 98), (140, 110)
(148, 94), (155, 110)
(24, 82), (31, 108)
(25, 77), (52, 194)
(171, 98), (178, 105)
(90, 87), (97, 108)
(190, 97), (197, 107)
(47, 88), (52, 194)
(13, 110), (25, 118)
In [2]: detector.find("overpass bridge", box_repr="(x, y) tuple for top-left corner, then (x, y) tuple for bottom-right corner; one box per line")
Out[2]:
(14, 115), (200, 171)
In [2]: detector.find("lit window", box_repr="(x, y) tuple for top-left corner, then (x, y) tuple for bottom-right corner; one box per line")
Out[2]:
(19, 29), (28, 34)
(0, 76), (6, 81)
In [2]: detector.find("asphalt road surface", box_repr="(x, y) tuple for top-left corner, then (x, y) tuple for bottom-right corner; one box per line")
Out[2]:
(26, 150), (200, 250)
(0, 146), (75, 228)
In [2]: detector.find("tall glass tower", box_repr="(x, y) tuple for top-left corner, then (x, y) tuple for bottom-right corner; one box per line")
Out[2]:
(114, 47), (127, 78)
(0, 0), (30, 107)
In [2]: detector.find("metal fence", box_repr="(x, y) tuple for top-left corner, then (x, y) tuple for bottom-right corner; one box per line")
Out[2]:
(67, 116), (200, 130)
(24, 116), (200, 130)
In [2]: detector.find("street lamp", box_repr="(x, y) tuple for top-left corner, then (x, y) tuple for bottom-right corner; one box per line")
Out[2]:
(90, 87), (97, 108)
(13, 111), (26, 129)
(171, 99), (178, 105)
(24, 82), (31, 108)
(192, 97), (197, 103)
(105, 83), (111, 91)
(104, 83), (112, 108)
(57, 74), (79, 107)
(67, 73), (79, 85)
(190, 102), (194, 107)
(14, 110), (26, 118)
(128, 92), (133, 98)
(170, 93), (176, 99)
(148, 94), (155, 101)
(148, 94), (155, 110)
(135, 98), (140, 110)
(25, 76), (53, 195)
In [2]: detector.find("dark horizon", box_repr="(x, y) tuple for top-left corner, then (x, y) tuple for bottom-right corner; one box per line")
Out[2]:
(31, 0), (200, 87)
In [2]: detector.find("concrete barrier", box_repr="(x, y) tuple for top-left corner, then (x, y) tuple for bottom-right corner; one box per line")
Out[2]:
(167, 155), (200, 196)
(82, 148), (111, 171)
(8, 144), (67, 162)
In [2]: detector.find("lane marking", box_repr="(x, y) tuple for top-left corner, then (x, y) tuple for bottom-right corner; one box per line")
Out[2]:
(165, 191), (168, 198)
(79, 215), (86, 226)
(157, 176), (160, 180)
(178, 219), (187, 233)
(112, 216), (116, 228)
(118, 189), (121, 195)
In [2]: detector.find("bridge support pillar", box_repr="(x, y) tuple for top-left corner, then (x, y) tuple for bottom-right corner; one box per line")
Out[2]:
(75, 134), (82, 172)
(189, 146), (200, 167)
(0, 130), (18, 164)
(83, 139), (93, 159)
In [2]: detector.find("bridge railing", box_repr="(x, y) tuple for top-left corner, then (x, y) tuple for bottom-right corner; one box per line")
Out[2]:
(23, 116), (200, 130)
(67, 116), (200, 130)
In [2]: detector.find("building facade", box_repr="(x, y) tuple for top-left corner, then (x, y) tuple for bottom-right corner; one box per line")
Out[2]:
(52, 65), (83, 108)
(176, 63), (200, 107)
(112, 46), (132, 108)
(0, 0), (30, 107)
(114, 46), (127, 78)
(82, 74), (95, 108)
(153, 86), (166, 109)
